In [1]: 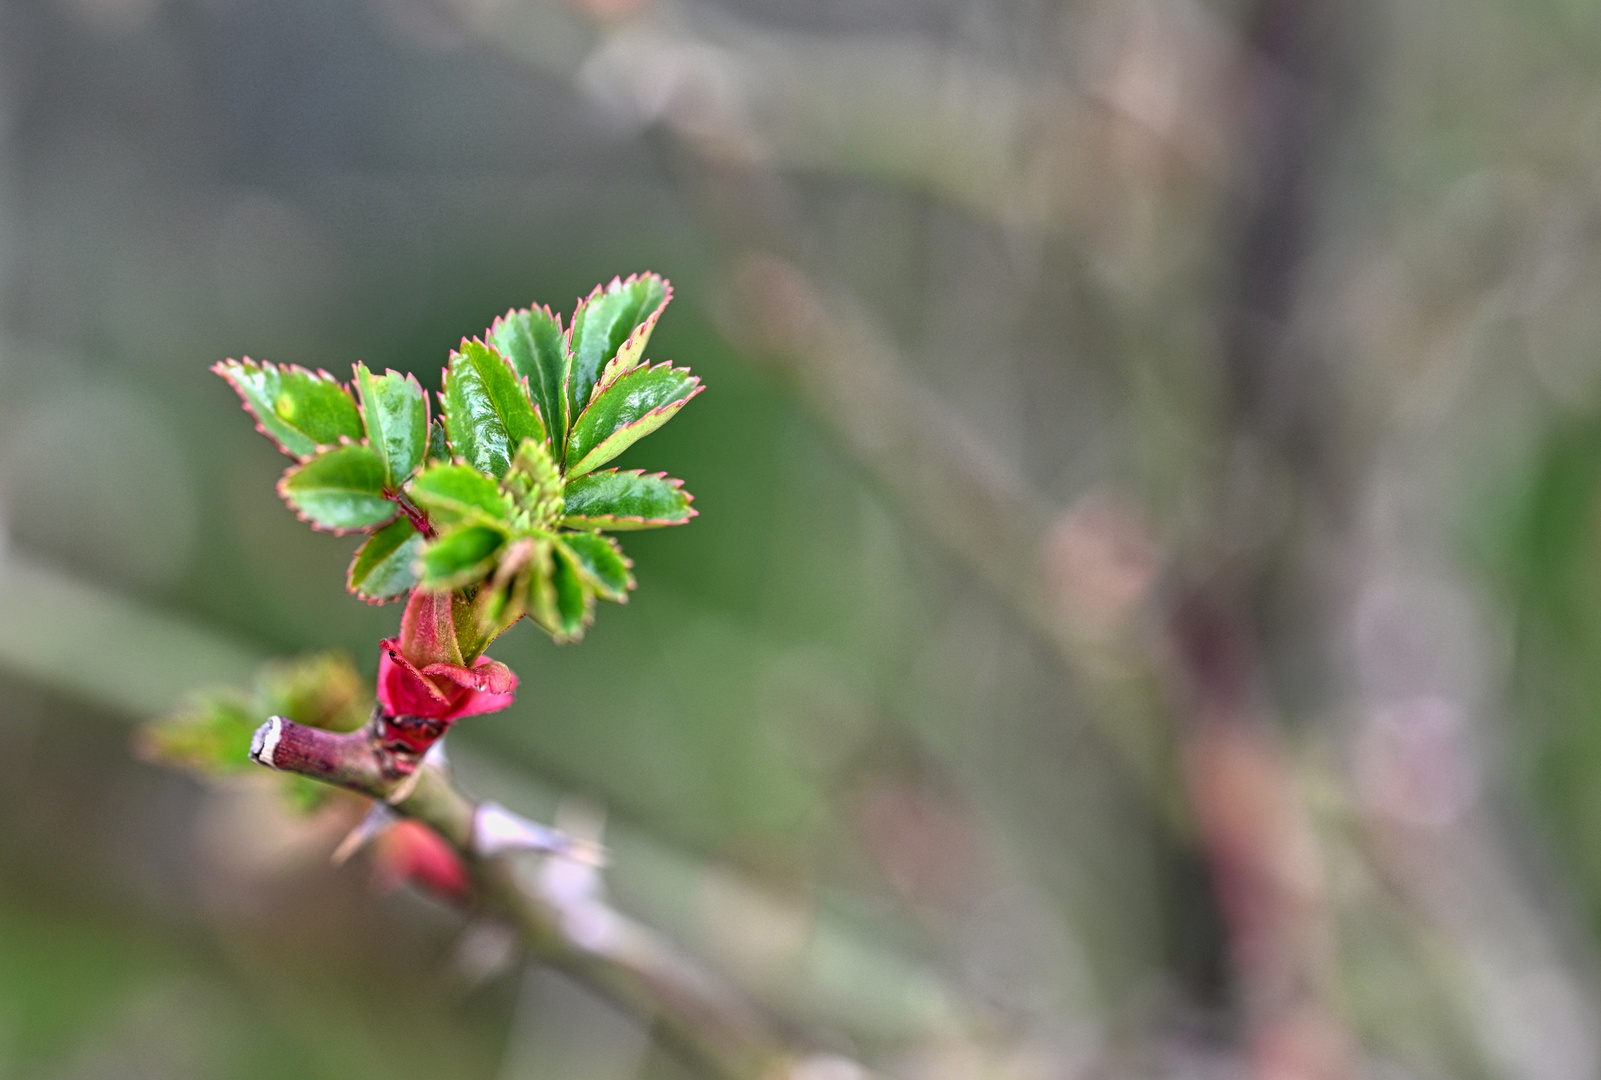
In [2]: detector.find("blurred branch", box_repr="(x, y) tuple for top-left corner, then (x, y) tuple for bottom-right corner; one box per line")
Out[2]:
(448, 0), (1234, 241)
(0, 552), (963, 1064)
(250, 713), (810, 1080)
(0, 551), (261, 715)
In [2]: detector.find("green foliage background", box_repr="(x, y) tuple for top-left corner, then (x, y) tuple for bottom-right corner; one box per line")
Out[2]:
(7, 0), (1601, 1077)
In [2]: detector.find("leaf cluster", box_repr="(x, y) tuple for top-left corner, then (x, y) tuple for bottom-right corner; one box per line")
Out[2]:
(216, 274), (700, 644)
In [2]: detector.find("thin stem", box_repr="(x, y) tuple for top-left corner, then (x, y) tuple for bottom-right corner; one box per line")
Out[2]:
(389, 490), (436, 539)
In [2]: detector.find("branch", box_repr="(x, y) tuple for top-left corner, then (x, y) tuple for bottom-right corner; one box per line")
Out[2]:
(248, 712), (828, 1080)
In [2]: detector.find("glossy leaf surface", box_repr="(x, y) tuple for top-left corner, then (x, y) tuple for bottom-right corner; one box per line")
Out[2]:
(354, 364), (429, 488)
(566, 363), (701, 477)
(426, 419), (450, 463)
(442, 339), (545, 477)
(408, 463), (511, 527)
(559, 531), (633, 602)
(278, 444), (394, 532)
(348, 516), (425, 601)
(594, 277), (674, 395)
(489, 306), (568, 445)
(216, 359), (364, 459)
(566, 274), (669, 419)
(561, 470), (694, 530)
(417, 525), (506, 590)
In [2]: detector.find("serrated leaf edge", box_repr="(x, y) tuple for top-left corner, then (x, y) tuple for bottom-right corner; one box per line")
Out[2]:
(353, 363), (430, 490)
(275, 439), (397, 536)
(563, 272), (670, 414)
(591, 278), (674, 403)
(438, 337), (548, 470)
(560, 469), (697, 529)
(214, 357), (362, 462)
(565, 363), (703, 477)
(488, 303), (568, 441)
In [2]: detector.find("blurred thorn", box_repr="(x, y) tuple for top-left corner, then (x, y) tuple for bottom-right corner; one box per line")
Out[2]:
(540, 798), (611, 941)
(451, 919), (521, 988)
(473, 801), (610, 865)
(554, 794), (608, 847)
(332, 800), (397, 866)
(424, 737), (451, 773)
(787, 1054), (869, 1080)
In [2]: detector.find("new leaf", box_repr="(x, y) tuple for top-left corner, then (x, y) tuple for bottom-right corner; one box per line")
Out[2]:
(490, 306), (569, 447)
(408, 463), (512, 528)
(354, 364), (429, 488)
(566, 274), (670, 420)
(217, 359), (364, 459)
(566, 363), (701, 477)
(417, 525), (506, 591)
(279, 444), (394, 532)
(558, 531), (633, 602)
(442, 339), (545, 478)
(562, 470), (694, 530)
(348, 516), (426, 602)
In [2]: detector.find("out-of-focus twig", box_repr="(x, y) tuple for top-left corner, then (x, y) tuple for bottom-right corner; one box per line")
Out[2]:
(447, 0), (1236, 242)
(0, 551), (261, 715)
(0, 552), (965, 1059)
(250, 712), (834, 1080)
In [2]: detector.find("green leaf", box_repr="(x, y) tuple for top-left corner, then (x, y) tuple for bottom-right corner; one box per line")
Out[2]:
(354, 364), (429, 487)
(566, 273), (670, 420)
(408, 463), (511, 528)
(348, 516), (425, 602)
(524, 536), (559, 631)
(417, 525), (506, 590)
(558, 531), (633, 602)
(489, 305), (569, 446)
(472, 562), (531, 639)
(135, 690), (258, 775)
(442, 339), (546, 477)
(216, 358), (365, 459)
(257, 651), (373, 732)
(529, 543), (593, 642)
(504, 437), (564, 529)
(566, 363), (701, 477)
(562, 470), (695, 530)
(426, 419), (450, 463)
(278, 444), (394, 532)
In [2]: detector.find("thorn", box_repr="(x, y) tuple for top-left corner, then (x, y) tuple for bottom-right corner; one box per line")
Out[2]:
(451, 920), (520, 988)
(554, 795), (607, 849)
(332, 802), (397, 865)
(385, 766), (426, 805)
(472, 802), (610, 865)
(538, 796), (611, 918)
(423, 738), (450, 772)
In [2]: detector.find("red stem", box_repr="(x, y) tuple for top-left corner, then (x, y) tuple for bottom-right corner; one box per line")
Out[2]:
(388, 490), (435, 539)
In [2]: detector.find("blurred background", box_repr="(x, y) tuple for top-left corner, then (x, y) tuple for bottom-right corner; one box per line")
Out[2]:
(5, 0), (1601, 1077)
